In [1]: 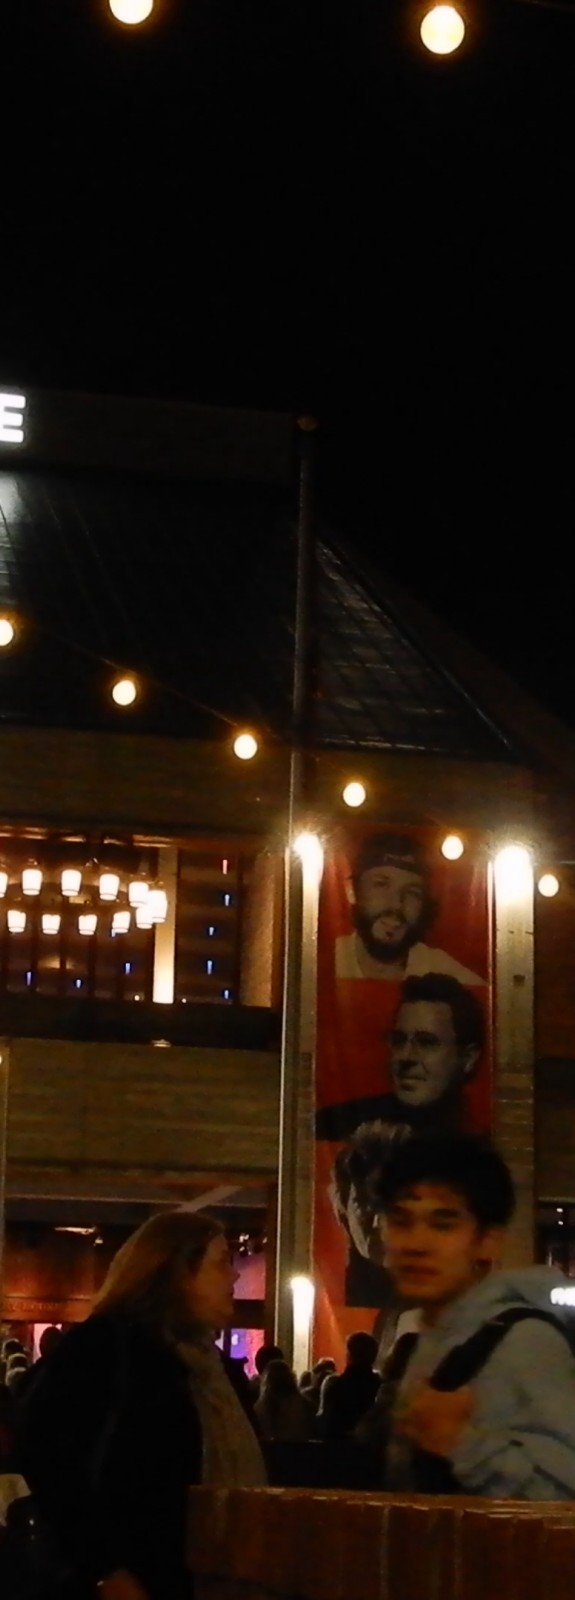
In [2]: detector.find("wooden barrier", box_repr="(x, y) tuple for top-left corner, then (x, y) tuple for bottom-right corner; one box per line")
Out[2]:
(188, 1487), (575, 1600)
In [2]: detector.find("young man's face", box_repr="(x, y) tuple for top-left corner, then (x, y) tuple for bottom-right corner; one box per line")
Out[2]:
(381, 1182), (498, 1314)
(353, 864), (427, 962)
(389, 999), (474, 1110)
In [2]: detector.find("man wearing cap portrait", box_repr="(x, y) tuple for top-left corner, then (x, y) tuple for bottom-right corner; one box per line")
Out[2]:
(335, 832), (484, 985)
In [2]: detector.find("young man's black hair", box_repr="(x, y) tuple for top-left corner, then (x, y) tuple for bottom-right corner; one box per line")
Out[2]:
(374, 1132), (516, 1231)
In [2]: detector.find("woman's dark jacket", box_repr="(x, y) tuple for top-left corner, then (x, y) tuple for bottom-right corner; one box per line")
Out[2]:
(16, 1314), (204, 1599)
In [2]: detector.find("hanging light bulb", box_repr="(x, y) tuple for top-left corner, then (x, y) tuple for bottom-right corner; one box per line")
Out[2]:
(7, 908), (26, 933)
(0, 867), (8, 898)
(538, 873), (560, 899)
(42, 913), (61, 935)
(420, 4), (465, 54)
(112, 908), (131, 934)
(233, 732), (258, 760)
(342, 781), (366, 808)
(128, 873), (149, 907)
(148, 887), (168, 924)
(78, 912), (98, 936)
(99, 871), (120, 902)
(0, 618), (15, 647)
(135, 902), (154, 929)
(61, 867), (82, 898)
(112, 677), (138, 706)
(108, 0), (154, 23)
(441, 834), (465, 861)
(22, 861), (43, 895)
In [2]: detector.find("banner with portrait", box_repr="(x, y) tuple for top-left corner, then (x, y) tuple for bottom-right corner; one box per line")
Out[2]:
(313, 826), (492, 1364)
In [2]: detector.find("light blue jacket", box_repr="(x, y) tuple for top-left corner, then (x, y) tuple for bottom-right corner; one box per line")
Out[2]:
(390, 1266), (575, 1499)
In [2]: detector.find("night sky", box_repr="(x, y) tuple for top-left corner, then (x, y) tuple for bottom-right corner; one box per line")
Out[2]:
(2, 0), (575, 723)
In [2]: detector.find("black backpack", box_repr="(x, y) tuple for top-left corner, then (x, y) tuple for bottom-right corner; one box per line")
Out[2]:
(385, 1306), (570, 1494)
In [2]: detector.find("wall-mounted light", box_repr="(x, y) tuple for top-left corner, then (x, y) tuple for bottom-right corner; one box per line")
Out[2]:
(290, 1274), (315, 1377)
(233, 732), (258, 761)
(537, 873), (560, 899)
(293, 832), (324, 876)
(441, 834), (464, 861)
(342, 781), (366, 808)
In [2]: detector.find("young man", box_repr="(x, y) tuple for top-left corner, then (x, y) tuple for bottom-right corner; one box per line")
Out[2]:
(371, 1133), (575, 1498)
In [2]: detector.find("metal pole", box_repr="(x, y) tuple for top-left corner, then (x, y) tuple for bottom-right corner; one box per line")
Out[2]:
(0, 1041), (10, 1322)
(274, 419), (318, 1359)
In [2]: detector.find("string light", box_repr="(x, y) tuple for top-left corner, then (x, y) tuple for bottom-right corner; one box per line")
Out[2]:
(108, 0), (154, 22)
(112, 677), (138, 706)
(538, 872), (560, 898)
(0, 618), (15, 647)
(342, 781), (366, 808)
(441, 834), (464, 860)
(233, 732), (258, 760)
(420, 4), (466, 53)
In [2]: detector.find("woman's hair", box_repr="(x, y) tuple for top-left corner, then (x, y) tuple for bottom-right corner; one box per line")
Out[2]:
(92, 1208), (223, 1328)
(260, 1359), (298, 1397)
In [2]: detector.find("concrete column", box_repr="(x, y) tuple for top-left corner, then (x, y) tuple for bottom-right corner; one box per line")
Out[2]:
(493, 846), (535, 1264)
(152, 846), (178, 1004)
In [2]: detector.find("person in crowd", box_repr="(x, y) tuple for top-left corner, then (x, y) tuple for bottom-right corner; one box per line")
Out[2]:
(15, 1325), (64, 1401)
(4, 1354), (29, 1394)
(0, 1340), (25, 1387)
(366, 1132), (575, 1498)
(254, 1359), (313, 1442)
(300, 1357), (337, 1416)
(17, 1209), (266, 1600)
(250, 1342), (285, 1398)
(316, 1332), (381, 1440)
(335, 833), (484, 984)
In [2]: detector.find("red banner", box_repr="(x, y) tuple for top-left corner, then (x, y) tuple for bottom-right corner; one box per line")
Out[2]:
(313, 827), (492, 1363)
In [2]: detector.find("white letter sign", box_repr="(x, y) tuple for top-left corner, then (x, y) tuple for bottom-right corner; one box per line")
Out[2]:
(0, 393), (27, 444)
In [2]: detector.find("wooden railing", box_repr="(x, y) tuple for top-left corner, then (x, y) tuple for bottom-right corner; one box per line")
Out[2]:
(188, 1486), (575, 1600)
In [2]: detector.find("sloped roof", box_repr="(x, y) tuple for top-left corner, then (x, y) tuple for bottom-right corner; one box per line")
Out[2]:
(0, 464), (522, 760)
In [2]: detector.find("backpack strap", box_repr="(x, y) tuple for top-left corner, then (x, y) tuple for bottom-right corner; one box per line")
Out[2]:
(430, 1306), (570, 1392)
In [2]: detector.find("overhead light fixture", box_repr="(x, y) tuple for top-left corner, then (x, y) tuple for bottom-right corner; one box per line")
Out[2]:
(7, 909), (26, 933)
(538, 872), (560, 899)
(108, 0), (154, 22)
(112, 677), (138, 707)
(128, 873), (149, 907)
(42, 913), (61, 935)
(233, 732), (258, 760)
(135, 903), (154, 929)
(0, 618), (15, 647)
(22, 862), (43, 896)
(61, 867), (82, 898)
(112, 908), (131, 934)
(99, 871), (120, 902)
(420, 4), (465, 54)
(78, 912), (98, 936)
(0, 867), (8, 898)
(441, 834), (464, 860)
(148, 887), (168, 924)
(342, 781), (366, 808)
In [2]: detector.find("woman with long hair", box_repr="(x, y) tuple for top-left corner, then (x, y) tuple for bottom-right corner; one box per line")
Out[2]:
(16, 1210), (266, 1600)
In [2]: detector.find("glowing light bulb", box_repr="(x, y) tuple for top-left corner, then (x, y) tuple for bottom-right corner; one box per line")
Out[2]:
(108, 0), (154, 22)
(420, 4), (465, 54)
(441, 834), (464, 861)
(42, 913), (61, 935)
(61, 867), (82, 897)
(494, 844), (532, 907)
(112, 677), (137, 706)
(538, 873), (560, 899)
(136, 903), (154, 929)
(128, 875), (149, 907)
(342, 781), (366, 808)
(233, 732), (258, 760)
(7, 909), (26, 933)
(0, 869), (8, 898)
(99, 871), (120, 901)
(78, 912), (97, 936)
(0, 618), (14, 647)
(22, 863), (42, 895)
(112, 909), (131, 934)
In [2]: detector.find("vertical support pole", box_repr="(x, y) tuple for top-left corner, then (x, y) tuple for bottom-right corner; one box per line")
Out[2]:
(152, 847), (179, 1004)
(493, 846), (535, 1264)
(274, 420), (320, 1364)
